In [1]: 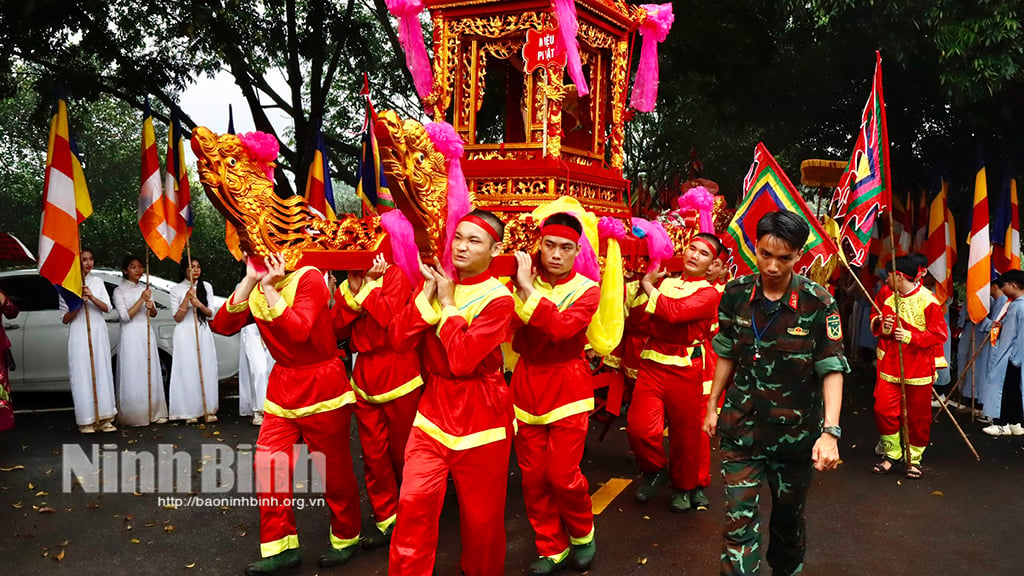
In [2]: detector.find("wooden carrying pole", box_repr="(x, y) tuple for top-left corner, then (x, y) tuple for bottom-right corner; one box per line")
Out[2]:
(185, 241), (209, 419)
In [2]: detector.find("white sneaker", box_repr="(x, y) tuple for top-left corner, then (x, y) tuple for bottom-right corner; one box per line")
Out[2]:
(983, 424), (1011, 436)
(1008, 424), (1024, 436)
(252, 412), (264, 426)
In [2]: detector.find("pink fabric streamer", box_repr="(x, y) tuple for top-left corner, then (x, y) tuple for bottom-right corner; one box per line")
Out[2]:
(386, 0), (434, 99)
(552, 0), (589, 97)
(676, 186), (715, 233)
(632, 217), (675, 272)
(380, 209), (421, 285)
(598, 216), (627, 240)
(630, 3), (674, 112)
(239, 132), (279, 179)
(425, 122), (470, 277)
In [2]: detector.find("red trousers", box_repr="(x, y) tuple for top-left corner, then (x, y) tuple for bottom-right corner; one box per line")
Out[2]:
(255, 407), (361, 557)
(355, 389), (422, 532)
(874, 378), (933, 450)
(627, 360), (706, 491)
(515, 413), (594, 558)
(388, 427), (512, 576)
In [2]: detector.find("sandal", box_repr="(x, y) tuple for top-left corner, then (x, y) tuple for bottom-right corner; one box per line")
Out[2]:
(906, 463), (923, 480)
(872, 456), (898, 475)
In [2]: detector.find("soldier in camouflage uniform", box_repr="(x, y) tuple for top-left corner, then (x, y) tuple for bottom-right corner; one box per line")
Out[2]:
(704, 211), (848, 576)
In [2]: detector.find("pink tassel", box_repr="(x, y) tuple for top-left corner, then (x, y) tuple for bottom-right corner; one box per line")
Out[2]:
(238, 132), (279, 180)
(575, 234), (600, 281)
(676, 185), (715, 233)
(632, 217), (675, 272)
(425, 122), (471, 277)
(630, 3), (674, 112)
(598, 216), (627, 240)
(386, 0), (434, 99)
(381, 209), (421, 285)
(551, 0), (589, 96)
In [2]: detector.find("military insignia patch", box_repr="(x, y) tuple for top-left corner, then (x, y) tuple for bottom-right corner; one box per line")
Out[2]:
(787, 326), (810, 336)
(826, 313), (842, 341)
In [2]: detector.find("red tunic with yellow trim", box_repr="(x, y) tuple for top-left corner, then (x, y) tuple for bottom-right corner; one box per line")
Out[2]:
(511, 271), (600, 425)
(391, 272), (515, 450)
(332, 266), (422, 402)
(638, 276), (721, 367)
(605, 280), (650, 378)
(210, 267), (353, 415)
(870, 284), (948, 385)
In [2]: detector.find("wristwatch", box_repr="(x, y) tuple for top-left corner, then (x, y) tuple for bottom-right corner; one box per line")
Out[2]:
(822, 425), (842, 439)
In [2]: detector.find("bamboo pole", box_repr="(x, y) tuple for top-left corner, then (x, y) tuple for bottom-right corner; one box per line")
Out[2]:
(185, 241), (209, 421)
(887, 214), (915, 472)
(970, 329), (977, 422)
(932, 384), (981, 460)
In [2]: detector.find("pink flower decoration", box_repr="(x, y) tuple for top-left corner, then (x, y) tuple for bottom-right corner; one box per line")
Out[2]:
(630, 3), (674, 112)
(425, 122), (471, 277)
(238, 132), (279, 180)
(386, 0), (434, 99)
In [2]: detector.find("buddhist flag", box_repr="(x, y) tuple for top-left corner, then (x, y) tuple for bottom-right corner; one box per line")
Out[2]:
(164, 111), (192, 262)
(723, 143), (839, 277)
(39, 90), (92, 310)
(224, 106), (242, 261)
(926, 178), (955, 303)
(138, 98), (172, 260)
(356, 79), (394, 214)
(831, 51), (891, 266)
(967, 151), (991, 323)
(304, 127), (337, 221)
(992, 174), (1021, 273)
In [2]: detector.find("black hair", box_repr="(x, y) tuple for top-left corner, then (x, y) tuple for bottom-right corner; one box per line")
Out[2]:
(998, 269), (1024, 289)
(467, 209), (505, 244)
(180, 258), (210, 323)
(542, 212), (583, 237)
(893, 253), (927, 279)
(693, 232), (726, 257)
(121, 253), (142, 277)
(755, 210), (809, 251)
(81, 247), (95, 259)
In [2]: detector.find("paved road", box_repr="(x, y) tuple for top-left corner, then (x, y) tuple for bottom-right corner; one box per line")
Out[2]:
(1, 369), (1021, 575)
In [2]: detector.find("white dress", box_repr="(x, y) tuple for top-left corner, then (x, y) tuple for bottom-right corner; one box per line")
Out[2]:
(168, 280), (219, 420)
(113, 280), (167, 426)
(59, 274), (117, 426)
(238, 324), (274, 416)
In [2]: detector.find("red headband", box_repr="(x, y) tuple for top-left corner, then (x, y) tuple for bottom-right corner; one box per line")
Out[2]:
(541, 223), (581, 243)
(459, 214), (502, 242)
(689, 236), (719, 256)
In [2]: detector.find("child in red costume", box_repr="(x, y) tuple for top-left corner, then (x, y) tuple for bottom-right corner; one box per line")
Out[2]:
(870, 253), (947, 479)
(388, 210), (515, 576)
(627, 233), (725, 512)
(332, 253), (423, 548)
(211, 254), (361, 575)
(510, 213), (600, 575)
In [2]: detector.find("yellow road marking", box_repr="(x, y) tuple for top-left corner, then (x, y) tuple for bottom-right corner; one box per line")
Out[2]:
(591, 477), (632, 515)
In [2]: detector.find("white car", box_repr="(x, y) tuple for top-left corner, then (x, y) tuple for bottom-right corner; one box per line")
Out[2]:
(0, 268), (240, 393)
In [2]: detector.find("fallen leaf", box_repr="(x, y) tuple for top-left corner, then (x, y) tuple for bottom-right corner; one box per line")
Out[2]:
(125, 525), (132, 531)
(55, 549), (65, 561)
(130, 539), (140, 544)
(44, 468), (53, 475)
(0, 465), (25, 472)
(86, 502), (100, 509)
(212, 431), (221, 436)
(59, 540), (69, 546)
(164, 525), (175, 533)
(38, 507), (56, 514)
(185, 563), (196, 569)
(28, 482), (34, 490)
(642, 515), (650, 520)
(162, 504), (177, 510)
(12, 501), (22, 509)
(35, 491), (48, 497)
(637, 557), (648, 565)
(932, 490), (944, 497)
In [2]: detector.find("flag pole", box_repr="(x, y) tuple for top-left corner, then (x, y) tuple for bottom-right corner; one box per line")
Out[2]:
(970, 329), (977, 422)
(83, 285), (100, 429)
(185, 239), (210, 421)
(145, 249), (153, 424)
(886, 211), (915, 472)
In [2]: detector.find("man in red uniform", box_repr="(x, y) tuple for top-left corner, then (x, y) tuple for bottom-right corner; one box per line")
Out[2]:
(628, 233), (725, 512)
(870, 253), (947, 479)
(211, 253), (362, 575)
(332, 253), (423, 548)
(510, 213), (600, 575)
(388, 209), (515, 576)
